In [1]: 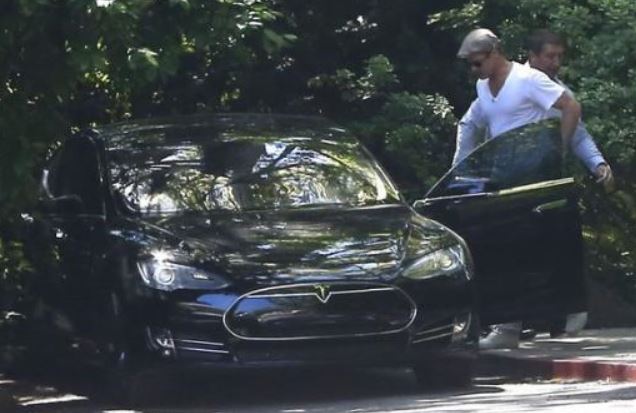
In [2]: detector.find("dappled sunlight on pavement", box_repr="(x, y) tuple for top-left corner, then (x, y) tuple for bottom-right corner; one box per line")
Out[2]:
(1, 368), (636, 412)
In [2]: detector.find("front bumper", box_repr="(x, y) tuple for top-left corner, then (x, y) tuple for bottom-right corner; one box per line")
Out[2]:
(129, 277), (477, 369)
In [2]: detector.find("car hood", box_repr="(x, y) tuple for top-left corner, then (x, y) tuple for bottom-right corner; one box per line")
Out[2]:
(133, 204), (455, 286)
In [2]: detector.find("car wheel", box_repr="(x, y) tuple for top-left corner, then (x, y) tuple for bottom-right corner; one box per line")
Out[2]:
(413, 355), (473, 389)
(99, 293), (168, 406)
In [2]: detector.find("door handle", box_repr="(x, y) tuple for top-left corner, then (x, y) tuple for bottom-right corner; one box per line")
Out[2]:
(533, 199), (567, 214)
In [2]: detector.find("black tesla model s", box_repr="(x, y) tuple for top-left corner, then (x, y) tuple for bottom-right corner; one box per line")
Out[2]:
(26, 113), (584, 391)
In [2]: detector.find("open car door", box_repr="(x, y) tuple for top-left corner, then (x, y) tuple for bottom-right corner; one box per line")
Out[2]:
(413, 120), (585, 326)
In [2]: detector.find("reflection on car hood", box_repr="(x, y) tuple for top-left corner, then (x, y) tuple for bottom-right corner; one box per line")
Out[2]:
(137, 204), (454, 286)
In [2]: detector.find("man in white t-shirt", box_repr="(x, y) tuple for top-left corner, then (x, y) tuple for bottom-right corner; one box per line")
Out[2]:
(453, 28), (581, 166)
(454, 29), (582, 350)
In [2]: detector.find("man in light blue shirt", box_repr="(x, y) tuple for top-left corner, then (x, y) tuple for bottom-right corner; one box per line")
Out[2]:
(526, 29), (613, 189)
(524, 29), (613, 339)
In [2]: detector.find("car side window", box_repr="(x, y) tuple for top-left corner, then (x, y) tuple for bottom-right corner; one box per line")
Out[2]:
(45, 139), (105, 215)
(426, 120), (563, 198)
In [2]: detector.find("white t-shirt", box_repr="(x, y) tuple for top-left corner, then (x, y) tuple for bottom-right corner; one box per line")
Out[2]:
(475, 61), (565, 138)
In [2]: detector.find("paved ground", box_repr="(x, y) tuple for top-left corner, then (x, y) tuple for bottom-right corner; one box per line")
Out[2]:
(4, 328), (636, 411)
(479, 329), (636, 382)
(2, 370), (636, 412)
(497, 329), (636, 362)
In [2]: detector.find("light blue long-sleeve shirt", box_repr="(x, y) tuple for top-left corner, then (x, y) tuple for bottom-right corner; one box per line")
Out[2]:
(547, 78), (606, 172)
(453, 77), (606, 172)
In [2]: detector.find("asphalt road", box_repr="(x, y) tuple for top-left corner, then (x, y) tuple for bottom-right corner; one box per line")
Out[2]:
(2, 366), (636, 412)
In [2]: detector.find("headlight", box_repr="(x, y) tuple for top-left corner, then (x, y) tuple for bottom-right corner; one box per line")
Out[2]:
(137, 256), (229, 292)
(402, 244), (467, 280)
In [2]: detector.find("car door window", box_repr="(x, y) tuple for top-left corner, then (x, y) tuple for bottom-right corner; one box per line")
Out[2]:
(426, 119), (562, 198)
(46, 139), (105, 215)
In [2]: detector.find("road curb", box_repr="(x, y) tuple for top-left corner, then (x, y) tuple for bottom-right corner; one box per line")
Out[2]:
(478, 353), (636, 383)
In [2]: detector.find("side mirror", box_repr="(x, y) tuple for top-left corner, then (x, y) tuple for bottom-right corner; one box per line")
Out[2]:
(38, 195), (85, 215)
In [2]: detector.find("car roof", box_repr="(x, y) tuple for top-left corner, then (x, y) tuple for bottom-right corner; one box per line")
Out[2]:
(97, 113), (353, 149)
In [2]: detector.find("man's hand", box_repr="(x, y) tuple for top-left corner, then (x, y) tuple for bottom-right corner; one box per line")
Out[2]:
(595, 163), (615, 192)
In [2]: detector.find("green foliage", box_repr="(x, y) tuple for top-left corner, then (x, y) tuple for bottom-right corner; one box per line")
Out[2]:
(363, 55), (400, 94)
(308, 54), (398, 102)
(428, 1), (484, 30)
(308, 54), (456, 196)
(370, 92), (457, 193)
(0, 229), (32, 311)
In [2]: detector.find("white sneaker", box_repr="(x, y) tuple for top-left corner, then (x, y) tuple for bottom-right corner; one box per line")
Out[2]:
(564, 311), (588, 336)
(479, 322), (521, 350)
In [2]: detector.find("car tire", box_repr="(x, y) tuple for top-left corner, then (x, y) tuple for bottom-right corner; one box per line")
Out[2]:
(99, 292), (171, 406)
(413, 355), (473, 389)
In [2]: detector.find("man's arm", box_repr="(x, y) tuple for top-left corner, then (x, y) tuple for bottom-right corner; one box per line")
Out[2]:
(571, 123), (606, 172)
(552, 81), (606, 171)
(571, 123), (614, 190)
(453, 99), (486, 166)
(526, 69), (579, 151)
(551, 92), (581, 152)
(550, 80), (613, 189)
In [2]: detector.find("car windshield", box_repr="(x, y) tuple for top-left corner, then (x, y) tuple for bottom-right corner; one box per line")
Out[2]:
(106, 122), (400, 215)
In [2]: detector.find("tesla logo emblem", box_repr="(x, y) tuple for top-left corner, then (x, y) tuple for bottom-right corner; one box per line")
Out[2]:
(313, 284), (332, 304)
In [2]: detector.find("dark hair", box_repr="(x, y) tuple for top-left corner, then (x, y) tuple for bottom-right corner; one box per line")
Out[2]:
(526, 29), (565, 54)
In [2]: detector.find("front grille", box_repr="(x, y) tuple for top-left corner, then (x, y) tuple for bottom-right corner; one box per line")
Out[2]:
(224, 282), (416, 340)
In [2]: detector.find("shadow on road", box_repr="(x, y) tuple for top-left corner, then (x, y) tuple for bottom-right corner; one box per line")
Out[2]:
(0, 364), (506, 412)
